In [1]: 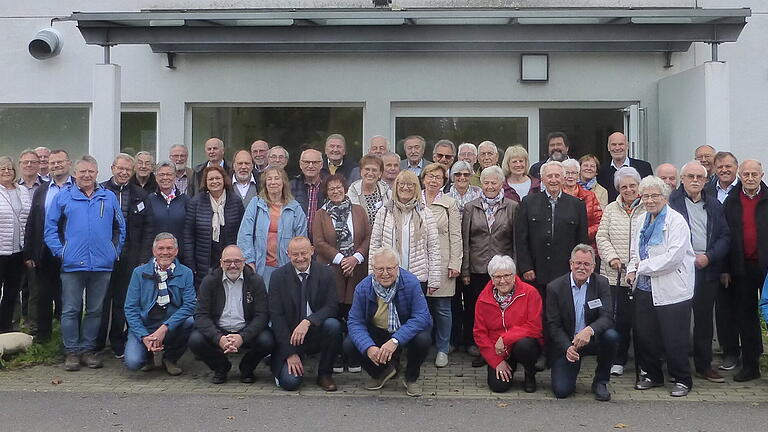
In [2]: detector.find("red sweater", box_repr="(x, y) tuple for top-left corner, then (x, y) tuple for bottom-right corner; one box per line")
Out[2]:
(740, 190), (762, 261)
(473, 276), (544, 368)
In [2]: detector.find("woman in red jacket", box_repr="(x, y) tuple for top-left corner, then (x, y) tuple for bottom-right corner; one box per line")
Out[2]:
(474, 255), (543, 393)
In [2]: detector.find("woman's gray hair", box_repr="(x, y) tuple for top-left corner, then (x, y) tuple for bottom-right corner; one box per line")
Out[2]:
(370, 247), (401, 267)
(479, 165), (505, 183)
(561, 159), (581, 172)
(152, 232), (178, 249)
(449, 160), (474, 181)
(639, 175), (671, 199)
(487, 255), (516, 276)
(613, 166), (641, 191)
(570, 244), (596, 263)
(155, 160), (175, 174)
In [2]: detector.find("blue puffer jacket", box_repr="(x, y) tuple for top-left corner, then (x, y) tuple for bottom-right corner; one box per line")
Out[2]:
(124, 259), (196, 339)
(348, 269), (432, 354)
(237, 197), (307, 275)
(44, 185), (126, 272)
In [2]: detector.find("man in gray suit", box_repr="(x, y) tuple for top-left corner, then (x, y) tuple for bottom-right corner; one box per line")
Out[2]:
(232, 150), (259, 209)
(400, 135), (431, 177)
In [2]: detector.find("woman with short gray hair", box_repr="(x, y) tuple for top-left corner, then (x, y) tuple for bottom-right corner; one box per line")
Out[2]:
(446, 161), (482, 213)
(626, 175), (695, 397)
(595, 166), (645, 377)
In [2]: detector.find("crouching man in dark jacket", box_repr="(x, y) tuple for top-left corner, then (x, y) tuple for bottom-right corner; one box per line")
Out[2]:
(123, 233), (195, 376)
(189, 245), (274, 384)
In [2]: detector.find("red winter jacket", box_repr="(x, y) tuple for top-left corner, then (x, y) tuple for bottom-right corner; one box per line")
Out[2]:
(473, 276), (544, 368)
(564, 184), (603, 247)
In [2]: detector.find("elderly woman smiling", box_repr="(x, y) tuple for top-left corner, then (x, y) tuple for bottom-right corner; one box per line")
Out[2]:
(626, 176), (695, 398)
(446, 160), (482, 213)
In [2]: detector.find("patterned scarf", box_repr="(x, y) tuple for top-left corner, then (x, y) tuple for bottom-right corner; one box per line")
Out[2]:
(481, 193), (504, 229)
(493, 287), (515, 311)
(578, 177), (597, 191)
(386, 198), (423, 255)
(620, 196), (641, 216)
(372, 273), (401, 333)
(210, 190), (227, 243)
(161, 187), (176, 205)
(325, 198), (354, 257)
(154, 259), (176, 308)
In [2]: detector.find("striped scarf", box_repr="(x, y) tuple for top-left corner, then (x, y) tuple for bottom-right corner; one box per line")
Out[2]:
(372, 274), (401, 333)
(154, 259), (175, 308)
(481, 193), (504, 229)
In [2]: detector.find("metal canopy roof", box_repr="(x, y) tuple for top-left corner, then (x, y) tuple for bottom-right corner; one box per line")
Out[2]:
(62, 7), (750, 54)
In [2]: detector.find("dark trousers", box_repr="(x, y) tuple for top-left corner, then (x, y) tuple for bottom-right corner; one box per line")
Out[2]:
(715, 280), (740, 358)
(0, 253), (23, 333)
(732, 261), (766, 369)
(450, 279), (464, 347)
(463, 273), (490, 347)
(550, 329), (619, 398)
(35, 253), (62, 341)
(692, 271), (719, 372)
(97, 259), (133, 355)
(343, 325), (431, 383)
(611, 285), (633, 366)
(188, 328), (275, 373)
(271, 317), (342, 391)
(486, 337), (541, 393)
(634, 290), (692, 388)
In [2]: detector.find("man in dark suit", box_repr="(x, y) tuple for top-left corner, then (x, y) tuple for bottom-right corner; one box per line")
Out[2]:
(597, 132), (653, 202)
(516, 161), (589, 297)
(22, 149), (74, 342)
(189, 245), (274, 384)
(192, 137), (233, 193)
(268, 236), (341, 392)
(321, 133), (358, 182)
(546, 244), (617, 401)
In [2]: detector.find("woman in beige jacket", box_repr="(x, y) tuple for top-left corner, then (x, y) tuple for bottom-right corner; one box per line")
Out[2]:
(421, 163), (462, 367)
(595, 166), (646, 376)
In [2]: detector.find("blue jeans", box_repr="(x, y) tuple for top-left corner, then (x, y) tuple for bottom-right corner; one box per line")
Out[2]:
(60, 271), (111, 354)
(428, 297), (452, 353)
(550, 328), (620, 399)
(124, 316), (194, 371)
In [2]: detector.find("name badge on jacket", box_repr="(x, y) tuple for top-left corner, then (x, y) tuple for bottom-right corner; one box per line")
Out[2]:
(245, 291), (253, 304)
(587, 299), (603, 310)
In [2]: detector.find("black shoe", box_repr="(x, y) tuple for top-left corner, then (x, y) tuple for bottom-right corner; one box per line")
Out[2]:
(332, 355), (344, 374)
(733, 367), (761, 382)
(471, 357), (486, 368)
(240, 372), (256, 384)
(592, 381), (611, 402)
(635, 377), (664, 390)
(523, 371), (536, 393)
(212, 369), (229, 384)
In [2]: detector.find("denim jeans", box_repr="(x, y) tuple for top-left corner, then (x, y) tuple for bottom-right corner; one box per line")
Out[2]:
(428, 296), (452, 354)
(60, 271), (111, 354)
(550, 329), (619, 399)
(124, 316), (194, 371)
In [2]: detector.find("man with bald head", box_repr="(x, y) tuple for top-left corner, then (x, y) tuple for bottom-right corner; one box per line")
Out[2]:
(291, 148), (326, 237)
(189, 245), (273, 384)
(669, 161), (730, 383)
(347, 136), (391, 183)
(721, 159), (768, 382)
(192, 137), (232, 193)
(596, 132), (653, 202)
(250, 140), (270, 174)
(656, 163), (678, 191)
(695, 145), (717, 183)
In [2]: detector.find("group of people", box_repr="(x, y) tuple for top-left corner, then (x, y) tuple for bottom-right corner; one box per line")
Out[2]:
(0, 131), (765, 400)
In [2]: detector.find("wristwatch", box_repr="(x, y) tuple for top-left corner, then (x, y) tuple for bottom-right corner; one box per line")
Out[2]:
(390, 338), (400, 346)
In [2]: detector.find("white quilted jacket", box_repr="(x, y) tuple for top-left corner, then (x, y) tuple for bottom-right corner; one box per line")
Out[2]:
(0, 185), (32, 255)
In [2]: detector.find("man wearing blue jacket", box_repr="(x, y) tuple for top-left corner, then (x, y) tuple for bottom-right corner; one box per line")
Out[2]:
(123, 232), (196, 375)
(44, 155), (126, 371)
(344, 247), (433, 397)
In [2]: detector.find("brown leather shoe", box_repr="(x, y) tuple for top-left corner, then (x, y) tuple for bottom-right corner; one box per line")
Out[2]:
(316, 375), (337, 392)
(697, 368), (725, 383)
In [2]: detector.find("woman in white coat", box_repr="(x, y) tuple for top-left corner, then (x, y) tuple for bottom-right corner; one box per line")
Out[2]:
(626, 176), (695, 398)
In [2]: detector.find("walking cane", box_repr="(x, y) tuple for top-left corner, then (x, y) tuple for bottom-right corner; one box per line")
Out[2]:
(622, 264), (641, 383)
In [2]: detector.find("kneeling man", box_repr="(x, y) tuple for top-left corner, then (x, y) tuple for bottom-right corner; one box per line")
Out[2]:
(547, 244), (618, 401)
(189, 245), (274, 384)
(124, 233), (195, 375)
(344, 247), (432, 397)
(269, 237), (342, 391)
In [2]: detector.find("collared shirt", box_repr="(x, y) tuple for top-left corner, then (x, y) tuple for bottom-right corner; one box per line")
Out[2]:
(570, 274), (589, 338)
(304, 177), (322, 235)
(716, 178), (738, 203)
(406, 159), (425, 176)
(44, 176), (74, 211)
(684, 194), (708, 254)
(160, 187), (177, 205)
(175, 170), (189, 195)
(743, 184), (762, 200)
(40, 173), (51, 183)
(294, 265), (313, 317)
(18, 175), (43, 195)
(545, 188), (562, 237)
(219, 271), (246, 333)
(610, 157), (630, 171)
(232, 174), (257, 200)
(327, 157), (344, 175)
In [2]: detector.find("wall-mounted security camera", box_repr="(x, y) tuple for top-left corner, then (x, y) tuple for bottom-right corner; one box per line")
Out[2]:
(29, 28), (63, 60)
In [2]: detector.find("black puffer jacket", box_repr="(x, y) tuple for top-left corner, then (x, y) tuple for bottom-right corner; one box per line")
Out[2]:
(100, 179), (154, 268)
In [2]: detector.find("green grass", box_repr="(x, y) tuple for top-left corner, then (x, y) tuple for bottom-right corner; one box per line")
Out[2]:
(0, 324), (63, 370)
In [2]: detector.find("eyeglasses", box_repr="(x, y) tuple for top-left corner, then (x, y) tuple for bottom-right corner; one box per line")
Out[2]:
(398, 182), (416, 189)
(373, 266), (398, 274)
(458, 152), (476, 158)
(0, 167), (14, 173)
(20, 160), (39, 166)
(453, 172), (471, 178)
(221, 258), (245, 265)
(300, 160), (322, 166)
(423, 173), (444, 181)
(684, 174), (706, 181)
(571, 260), (594, 268)
(491, 273), (514, 281)
(641, 193), (664, 201)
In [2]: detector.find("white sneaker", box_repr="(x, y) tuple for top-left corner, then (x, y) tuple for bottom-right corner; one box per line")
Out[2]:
(435, 352), (449, 368)
(610, 365), (624, 376)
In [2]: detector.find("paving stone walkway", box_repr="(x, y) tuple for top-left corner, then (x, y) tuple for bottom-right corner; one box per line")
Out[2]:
(2, 351), (767, 402)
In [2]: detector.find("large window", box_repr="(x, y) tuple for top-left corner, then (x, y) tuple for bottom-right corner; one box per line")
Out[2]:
(395, 117), (529, 160)
(121, 111), (157, 157)
(191, 106), (363, 174)
(0, 106), (89, 159)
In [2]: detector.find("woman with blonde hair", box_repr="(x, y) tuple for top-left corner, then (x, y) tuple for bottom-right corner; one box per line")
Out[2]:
(501, 145), (540, 203)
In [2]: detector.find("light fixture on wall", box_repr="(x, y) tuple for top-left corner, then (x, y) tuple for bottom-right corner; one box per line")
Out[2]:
(520, 54), (549, 82)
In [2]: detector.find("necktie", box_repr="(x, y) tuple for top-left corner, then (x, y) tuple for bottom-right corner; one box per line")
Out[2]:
(299, 272), (308, 320)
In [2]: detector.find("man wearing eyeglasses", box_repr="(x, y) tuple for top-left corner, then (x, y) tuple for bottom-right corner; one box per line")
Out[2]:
(291, 149), (327, 237)
(668, 161), (730, 384)
(432, 139), (456, 192)
(189, 245), (273, 384)
(546, 244), (618, 401)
